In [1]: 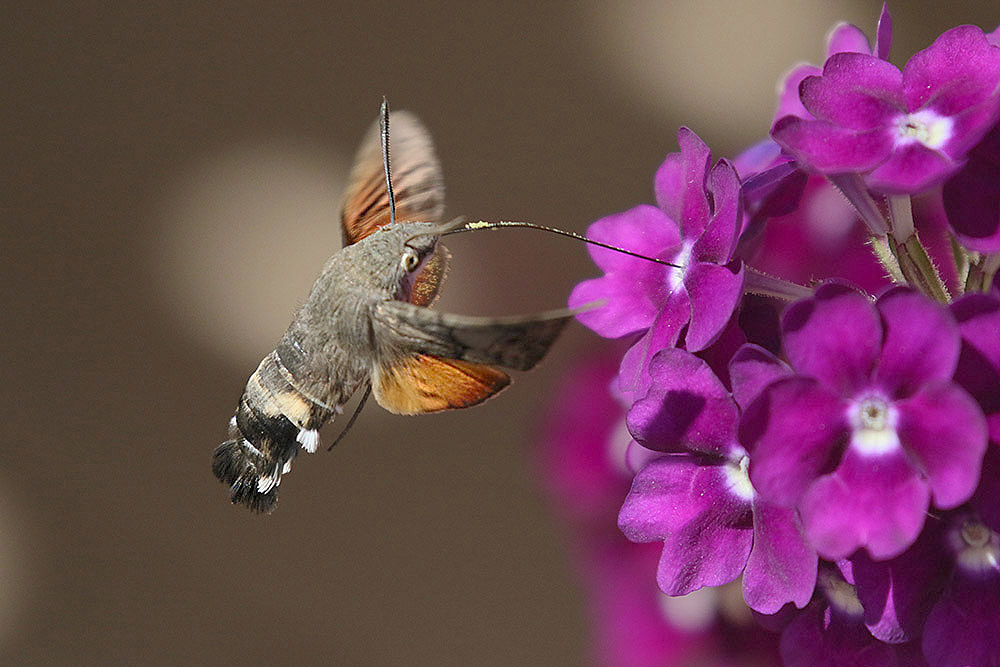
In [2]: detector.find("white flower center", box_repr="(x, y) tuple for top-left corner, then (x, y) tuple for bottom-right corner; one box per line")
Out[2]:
(848, 396), (900, 456)
(725, 453), (755, 501)
(666, 241), (693, 290)
(818, 568), (864, 620)
(893, 110), (953, 150)
(948, 519), (1000, 576)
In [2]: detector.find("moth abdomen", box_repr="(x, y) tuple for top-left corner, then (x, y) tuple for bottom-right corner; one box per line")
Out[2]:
(212, 352), (335, 513)
(211, 439), (278, 514)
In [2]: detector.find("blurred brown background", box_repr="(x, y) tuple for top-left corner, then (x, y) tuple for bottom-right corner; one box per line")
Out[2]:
(3, 2), (995, 664)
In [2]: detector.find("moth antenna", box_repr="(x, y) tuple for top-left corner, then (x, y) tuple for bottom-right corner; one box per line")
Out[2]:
(327, 384), (372, 451)
(380, 97), (397, 226)
(443, 220), (681, 269)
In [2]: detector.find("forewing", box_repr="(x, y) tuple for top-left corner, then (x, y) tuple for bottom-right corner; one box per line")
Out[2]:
(372, 300), (577, 371)
(372, 354), (510, 415)
(340, 110), (445, 245)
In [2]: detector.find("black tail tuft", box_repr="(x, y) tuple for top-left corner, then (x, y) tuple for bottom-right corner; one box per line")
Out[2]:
(212, 440), (278, 514)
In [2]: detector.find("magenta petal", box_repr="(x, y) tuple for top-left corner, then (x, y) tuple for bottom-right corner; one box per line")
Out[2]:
(828, 22), (874, 57)
(874, 287), (960, 397)
(939, 100), (1000, 159)
(903, 25), (1000, 116)
(874, 4), (892, 61)
(800, 448), (929, 560)
(782, 283), (882, 395)
(674, 128), (714, 237)
(655, 128), (712, 237)
(743, 376), (848, 507)
(584, 205), (682, 273)
(684, 261), (745, 352)
(569, 272), (662, 338)
(624, 439), (661, 476)
(952, 292), (1000, 442)
(775, 64), (820, 122)
(851, 523), (948, 644)
(743, 501), (817, 614)
(618, 457), (753, 596)
(626, 349), (739, 456)
(569, 205), (684, 338)
(729, 344), (792, 411)
(617, 293), (690, 400)
(865, 142), (960, 194)
(895, 382), (988, 509)
(801, 52), (904, 128)
(693, 159), (741, 263)
(772, 116), (891, 172)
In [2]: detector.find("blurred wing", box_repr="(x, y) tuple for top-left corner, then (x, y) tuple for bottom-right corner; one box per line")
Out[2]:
(340, 110), (445, 246)
(372, 300), (576, 371)
(372, 354), (510, 415)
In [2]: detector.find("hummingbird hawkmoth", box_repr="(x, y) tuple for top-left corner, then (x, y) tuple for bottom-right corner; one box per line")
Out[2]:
(211, 101), (583, 513)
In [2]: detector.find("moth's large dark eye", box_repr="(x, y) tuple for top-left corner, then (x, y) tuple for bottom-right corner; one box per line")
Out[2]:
(401, 248), (420, 272)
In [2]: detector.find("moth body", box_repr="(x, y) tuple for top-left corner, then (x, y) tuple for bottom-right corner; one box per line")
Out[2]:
(213, 223), (442, 513)
(212, 107), (576, 513)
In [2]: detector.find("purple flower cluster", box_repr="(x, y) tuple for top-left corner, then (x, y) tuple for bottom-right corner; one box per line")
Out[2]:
(553, 6), (1000, 665)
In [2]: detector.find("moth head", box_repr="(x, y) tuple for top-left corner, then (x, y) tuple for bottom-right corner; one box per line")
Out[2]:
(366, 222), (444, 303)
(399, 228), (440, 274)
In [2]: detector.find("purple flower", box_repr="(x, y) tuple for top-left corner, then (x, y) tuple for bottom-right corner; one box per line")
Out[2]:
(772, 25), (1000, 194)
(943, 121), (1000, 252)
(569, 128), (745, 398)
(773, 5), (891, 125)
(921, 512), (1000, 667)
(618, 347), (816, 614)
(849, 519), (949, 644)
(952, 292), (1000, 445)
(537, 351), (782, 666)
(742, 283), (989, 560)
(553, 8), (1000, 664)
(779, 567), (905, 667)
(741, 173), (890, 295)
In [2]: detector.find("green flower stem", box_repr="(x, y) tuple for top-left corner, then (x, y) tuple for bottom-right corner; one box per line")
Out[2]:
(890, 232), (951, 303)
(966, 252), (1000, 293)
(870, 234), (905, 284)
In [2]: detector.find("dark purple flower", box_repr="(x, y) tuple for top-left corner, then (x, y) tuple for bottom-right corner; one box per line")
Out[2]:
(742, 283), (989, 560)
(952, 292), (1000, 444)
(849, 520), (948, 644)
(619, 348), (816, 614)
(780, 567), (904, 667)
(772, 25), (1000, 194)
(918, 444), (1000, 666)
(921, 513), (1000, 667)
(569, 128), (745, 399)
(943, 121), (1000, 252)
